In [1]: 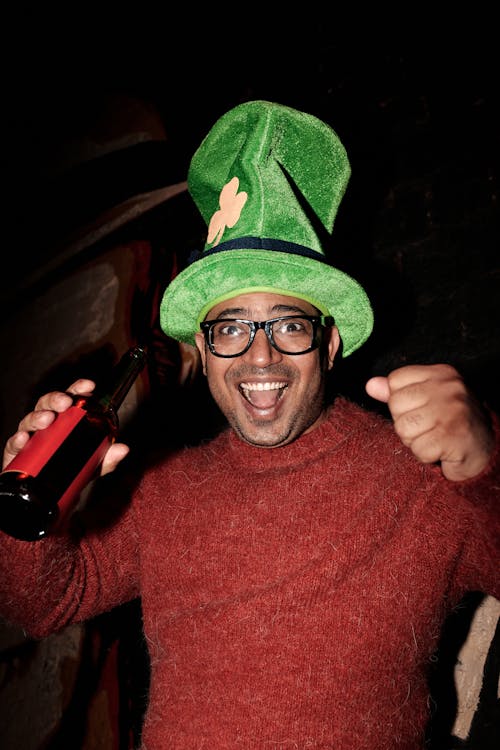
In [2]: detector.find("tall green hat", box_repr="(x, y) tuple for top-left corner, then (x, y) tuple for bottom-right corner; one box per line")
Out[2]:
(160, 100), (373, 357)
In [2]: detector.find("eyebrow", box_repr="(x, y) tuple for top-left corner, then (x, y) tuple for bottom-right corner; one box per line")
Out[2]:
(213, 304), (313, 320)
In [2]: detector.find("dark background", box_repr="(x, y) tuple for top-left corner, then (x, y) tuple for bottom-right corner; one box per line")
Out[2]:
(0, 13), (499, 748)
(1, 12), (499, 410)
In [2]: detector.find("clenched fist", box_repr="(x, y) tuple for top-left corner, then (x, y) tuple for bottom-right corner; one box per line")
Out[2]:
(365, 364), (494, 481)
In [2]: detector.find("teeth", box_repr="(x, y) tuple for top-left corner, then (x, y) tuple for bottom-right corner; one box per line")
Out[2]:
(240, 382), (287, 391)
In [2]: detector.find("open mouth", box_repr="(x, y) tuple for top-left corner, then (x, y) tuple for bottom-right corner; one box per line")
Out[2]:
(239, 381), (288, 409)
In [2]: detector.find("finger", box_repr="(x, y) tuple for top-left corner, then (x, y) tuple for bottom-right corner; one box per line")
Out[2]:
(101, 443), (130, 475)
(2, 430), (31, 469)
(3, 405), (69, 468)
(386, 363), (460, 393)
(388, 370), (468, 424)
(391, 407), (435, 444)
(386, 385), (432, 421)
(65, 378), (96, 396)
(3, 379), (97, 468)
(403, 430), (443, 465)
(33, 379), (96, 413)
(365, 376), (390, 403)
(371, 366), (445, 417)
(385, 371), (456, 419)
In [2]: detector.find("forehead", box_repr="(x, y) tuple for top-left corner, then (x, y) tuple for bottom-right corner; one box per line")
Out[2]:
(205, 292), (319, 319)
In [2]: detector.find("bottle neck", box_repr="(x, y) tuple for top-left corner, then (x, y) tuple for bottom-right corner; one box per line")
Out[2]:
(96, 345), (148, 412)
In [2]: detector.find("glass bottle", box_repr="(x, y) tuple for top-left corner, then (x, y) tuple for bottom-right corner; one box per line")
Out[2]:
(0, 345), (147, 541)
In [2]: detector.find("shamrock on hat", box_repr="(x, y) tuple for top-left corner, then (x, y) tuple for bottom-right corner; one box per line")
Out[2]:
(160, 100), (373, 357)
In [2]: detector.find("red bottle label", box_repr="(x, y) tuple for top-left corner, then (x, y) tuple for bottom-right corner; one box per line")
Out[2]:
(56, 438), (111, 519)
(6, 406), (87, 475)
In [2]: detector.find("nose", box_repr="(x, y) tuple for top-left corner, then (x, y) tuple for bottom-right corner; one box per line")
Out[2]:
(242, 328), (281, 366)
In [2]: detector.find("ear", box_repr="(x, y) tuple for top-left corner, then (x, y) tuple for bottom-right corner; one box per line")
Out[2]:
(194, 332), (208, 375)
(324, 325), (341, 370)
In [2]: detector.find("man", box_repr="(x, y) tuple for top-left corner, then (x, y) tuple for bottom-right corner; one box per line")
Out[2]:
(1, 101), (498, 749)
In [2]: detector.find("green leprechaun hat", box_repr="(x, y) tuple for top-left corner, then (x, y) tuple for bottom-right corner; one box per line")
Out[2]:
(160, 100), (373, 357)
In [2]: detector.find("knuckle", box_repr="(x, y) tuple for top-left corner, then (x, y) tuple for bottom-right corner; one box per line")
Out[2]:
(433, 362), (460, 379)
(412, 434), (441, 464)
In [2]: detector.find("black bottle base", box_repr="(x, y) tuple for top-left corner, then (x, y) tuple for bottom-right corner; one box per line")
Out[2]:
(0, 488), (58, 542)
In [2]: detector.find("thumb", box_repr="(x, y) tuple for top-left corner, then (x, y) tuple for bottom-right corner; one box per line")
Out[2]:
(365, 376), (390, 404)
(101, 443), (130, 476)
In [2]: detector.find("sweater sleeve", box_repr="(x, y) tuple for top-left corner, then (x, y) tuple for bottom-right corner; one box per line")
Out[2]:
(0, 484), (140, 639)
(448, 500), (500, 605)
(452, 408), (500, 520)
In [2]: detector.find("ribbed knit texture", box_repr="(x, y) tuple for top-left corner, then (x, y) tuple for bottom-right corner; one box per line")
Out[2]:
(0, 398), (498, 749)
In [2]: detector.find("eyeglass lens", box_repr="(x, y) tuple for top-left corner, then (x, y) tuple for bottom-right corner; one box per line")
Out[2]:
(210, 317), (316, 355)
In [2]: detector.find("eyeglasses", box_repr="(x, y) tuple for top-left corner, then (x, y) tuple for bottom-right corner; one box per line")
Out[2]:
(200, 315), (334, 358)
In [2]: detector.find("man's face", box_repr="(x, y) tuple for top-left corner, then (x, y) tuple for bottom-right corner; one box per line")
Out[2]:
(194, 292), (340, 447)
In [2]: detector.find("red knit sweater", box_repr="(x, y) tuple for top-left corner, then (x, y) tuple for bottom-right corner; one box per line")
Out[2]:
(0, 398), (499, 749)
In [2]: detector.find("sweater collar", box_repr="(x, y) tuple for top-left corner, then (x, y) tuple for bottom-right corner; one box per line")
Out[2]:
(223, 397), (359, 472)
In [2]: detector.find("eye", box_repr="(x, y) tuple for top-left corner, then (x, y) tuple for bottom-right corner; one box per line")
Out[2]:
(276, 318), (308, 335)
(214, 321), (248, 338)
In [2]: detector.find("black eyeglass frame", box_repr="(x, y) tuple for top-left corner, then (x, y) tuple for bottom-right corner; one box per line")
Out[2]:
(200, 314), (335, 358)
